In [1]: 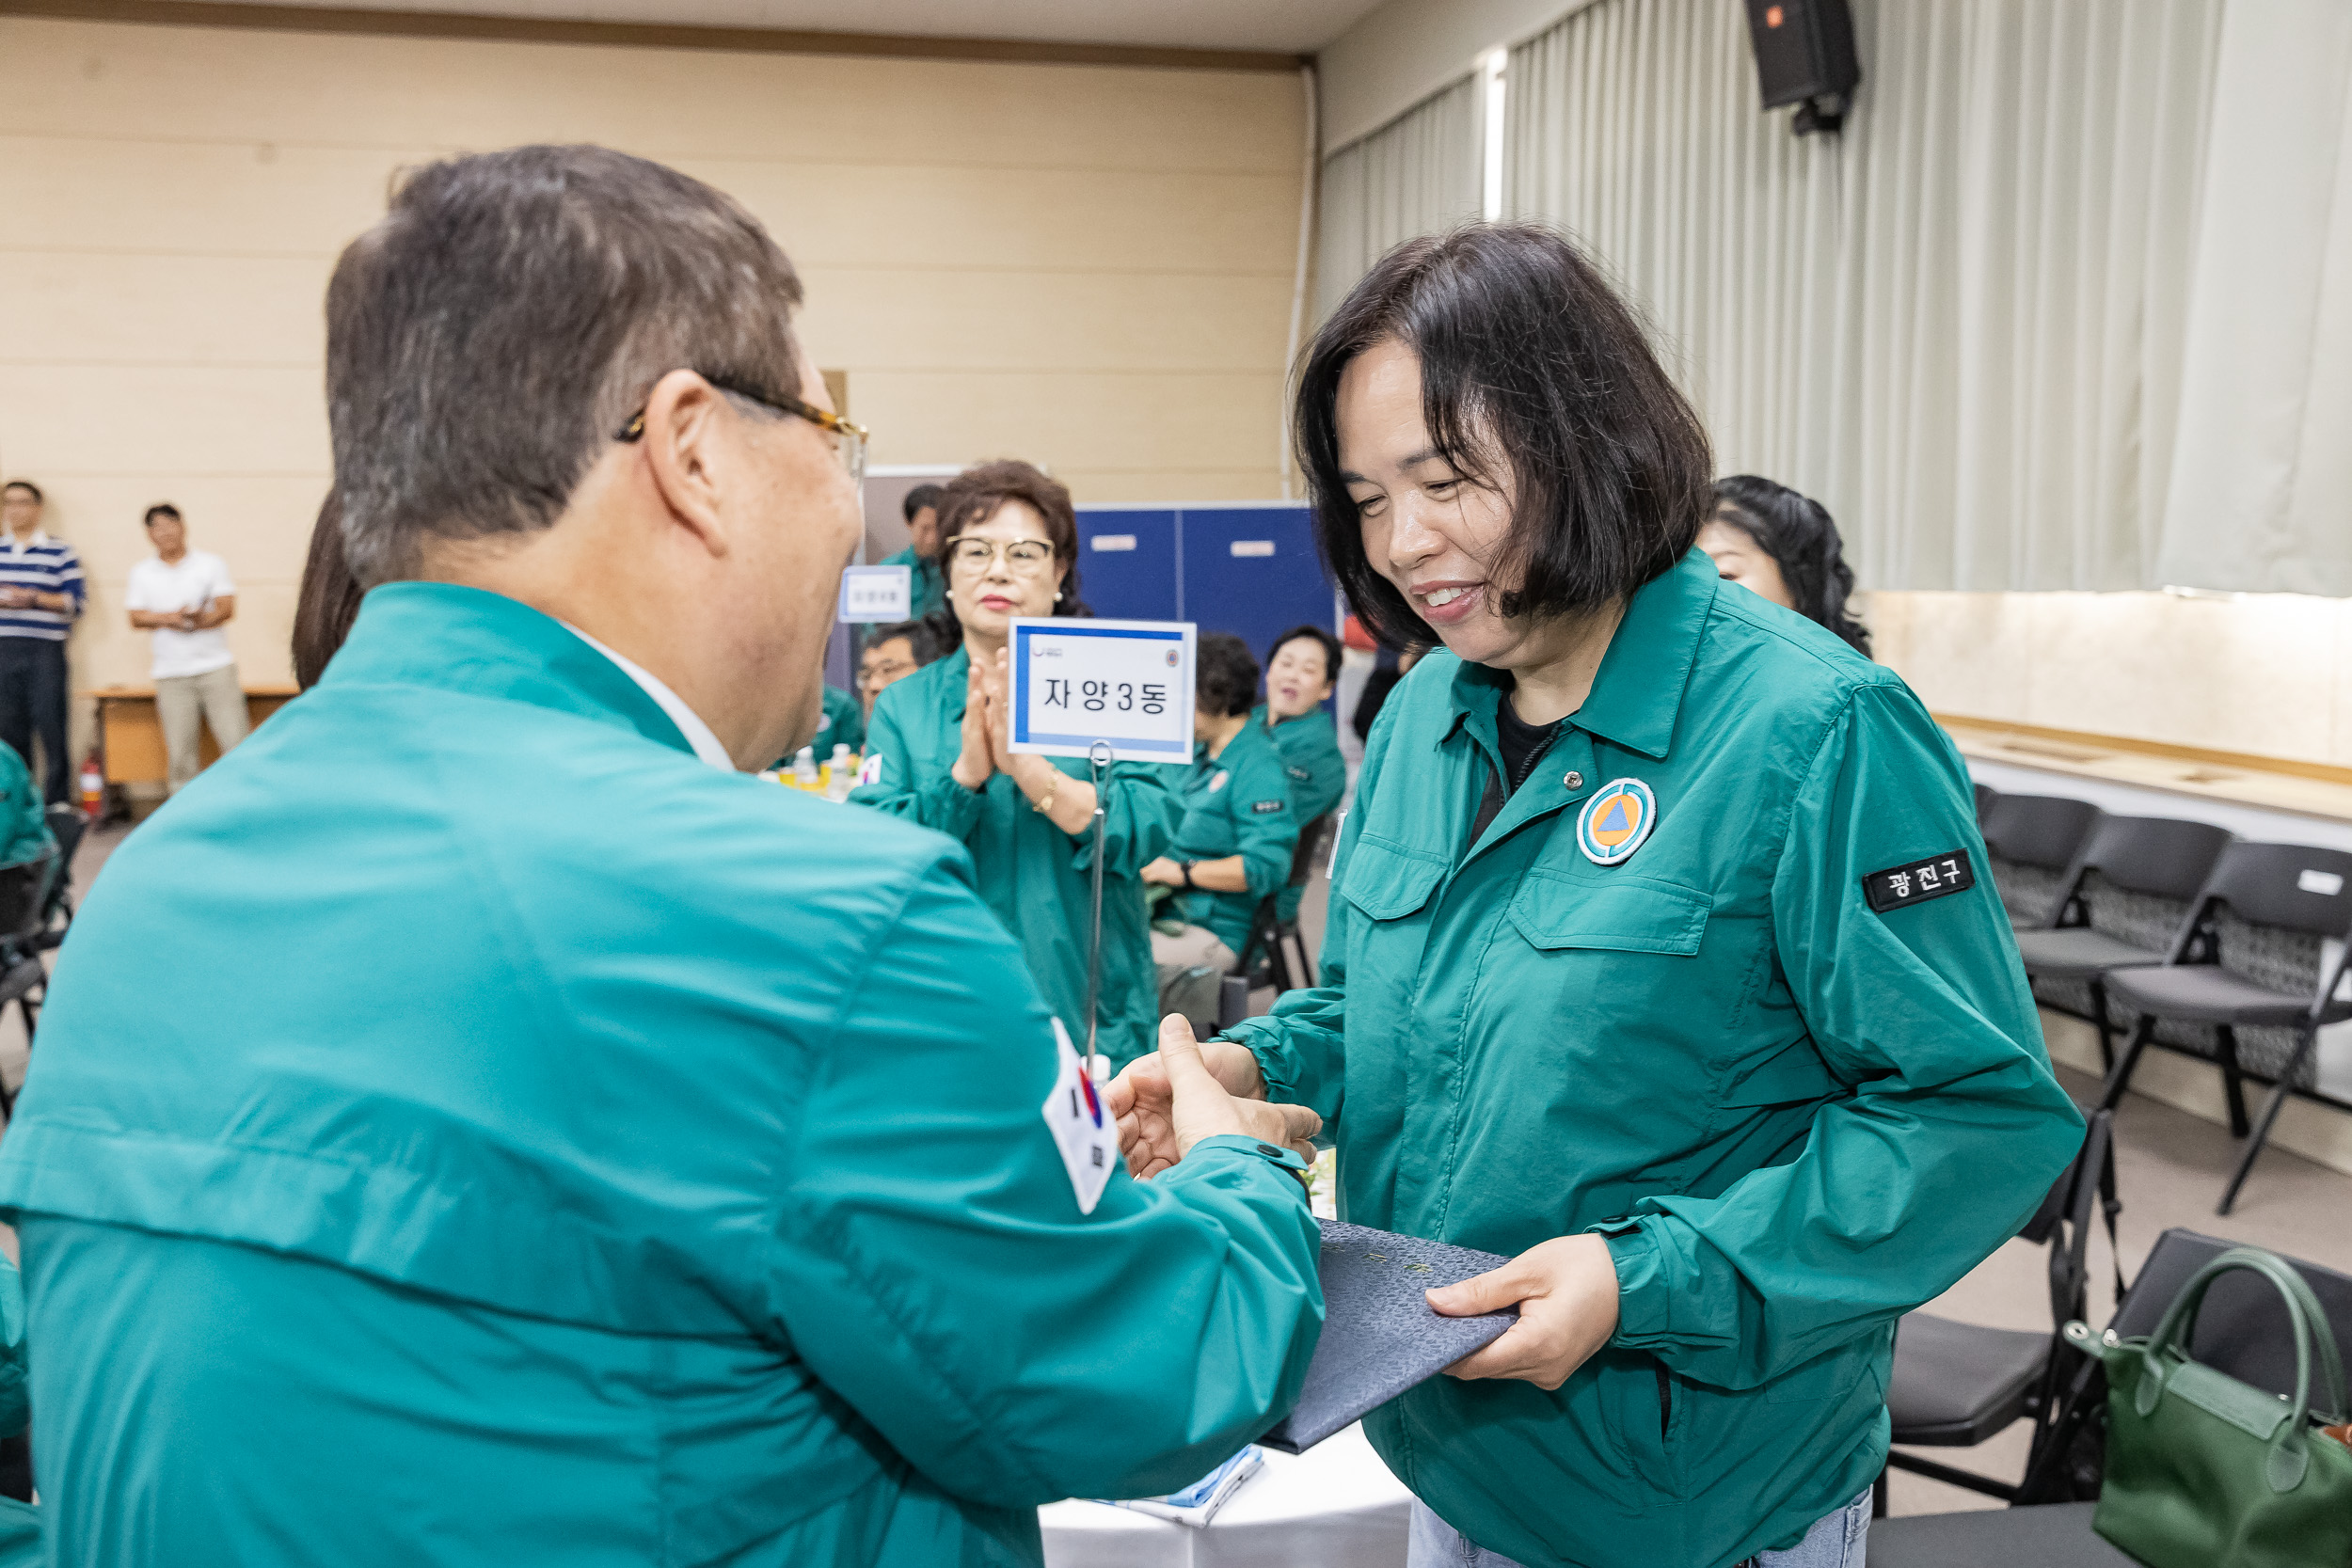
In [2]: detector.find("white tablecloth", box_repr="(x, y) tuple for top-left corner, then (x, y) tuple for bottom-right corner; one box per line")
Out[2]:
(1039, 1422), (1411, 1568)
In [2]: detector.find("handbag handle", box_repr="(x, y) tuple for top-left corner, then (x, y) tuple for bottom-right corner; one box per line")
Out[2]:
(2138, 1246), (2347, 1493)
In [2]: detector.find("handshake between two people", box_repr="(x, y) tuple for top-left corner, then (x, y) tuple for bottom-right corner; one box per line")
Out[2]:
(1104, 1014), (1625, 1392)
(1103, 1014), (1316, 1180)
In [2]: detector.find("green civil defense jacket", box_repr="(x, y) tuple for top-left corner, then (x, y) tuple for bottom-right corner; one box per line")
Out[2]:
(0, 741), (52, 870)
(1227, 549), (2082, 1568)
(1168, 720), (1298, 955)
(0, 583), (1321, 1568)
(1249, 705), (1344, 924)
(853, 646), (1184, 1069)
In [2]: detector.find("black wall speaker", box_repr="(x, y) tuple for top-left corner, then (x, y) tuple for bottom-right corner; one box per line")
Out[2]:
(1742, 0), (1861, 133)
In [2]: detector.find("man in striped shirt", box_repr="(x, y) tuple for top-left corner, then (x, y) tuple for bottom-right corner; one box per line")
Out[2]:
(0, 482), (87, 803)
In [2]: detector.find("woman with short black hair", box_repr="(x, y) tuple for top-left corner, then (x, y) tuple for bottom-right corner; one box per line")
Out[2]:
(1112, 224), (2079, 1568)
(1252, 624), (1345, 918)
(1699, 475), (1871, 657)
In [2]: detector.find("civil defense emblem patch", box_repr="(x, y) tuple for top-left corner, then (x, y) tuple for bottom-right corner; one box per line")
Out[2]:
(1576, 777), (1658, 866)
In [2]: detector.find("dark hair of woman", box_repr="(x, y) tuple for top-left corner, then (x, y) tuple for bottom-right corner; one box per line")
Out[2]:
(1264, 624), (1342, 687)
(292, 492), (366, 690)
(1195, 633), (1261, 721)
(1709, 475), (1871, 657)
(1295, 223), (1713, 648)
(921, 459), (1089, 650)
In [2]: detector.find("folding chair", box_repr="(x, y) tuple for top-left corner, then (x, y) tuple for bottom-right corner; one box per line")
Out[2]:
(1869, 1228), (2352, 1566)
(1979, 795), (2101, 931)
(2097, 840), (2352, 1213)
(1879, 1110), (2120, 1508)
(37, 801), (85, 951)
(2013, 815), (2232, 1070)
(0, 845), (62, 1121)
(1234, 813), (1330, 995)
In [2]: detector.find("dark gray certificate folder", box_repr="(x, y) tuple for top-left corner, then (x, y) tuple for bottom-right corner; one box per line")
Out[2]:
(1259, 1219), (1518, 1454)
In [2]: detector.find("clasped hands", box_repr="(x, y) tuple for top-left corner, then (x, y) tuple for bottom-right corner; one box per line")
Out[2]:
(950, 649), (1017, 790)
(1106, 1016), (1622, 1391)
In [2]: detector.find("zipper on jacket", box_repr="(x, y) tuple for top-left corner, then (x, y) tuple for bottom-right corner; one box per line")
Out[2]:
(1655, 1361), (1674, 1443)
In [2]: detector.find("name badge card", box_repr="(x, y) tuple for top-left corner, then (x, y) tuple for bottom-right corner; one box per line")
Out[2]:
(838, 564), (913, 623)
(1008, 617), (1196, 764)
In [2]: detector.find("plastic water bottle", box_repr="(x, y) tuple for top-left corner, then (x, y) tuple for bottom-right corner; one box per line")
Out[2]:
(793, 747), (819, 792)
(826, 744), (853, 802)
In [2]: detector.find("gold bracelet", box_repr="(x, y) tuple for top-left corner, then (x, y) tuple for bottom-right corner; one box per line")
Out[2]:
(1032, 776), (1058, 816)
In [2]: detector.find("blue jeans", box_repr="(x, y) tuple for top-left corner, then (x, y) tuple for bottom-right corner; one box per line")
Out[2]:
(1406, 1489), (1871, 1568)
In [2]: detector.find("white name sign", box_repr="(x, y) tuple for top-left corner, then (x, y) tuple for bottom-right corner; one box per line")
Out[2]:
(1008, 617), (1196, 764)
(838, 564), (913, 623)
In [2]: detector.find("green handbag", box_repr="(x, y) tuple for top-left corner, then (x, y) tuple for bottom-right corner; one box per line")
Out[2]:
(2064, 1245), (2352, 1568)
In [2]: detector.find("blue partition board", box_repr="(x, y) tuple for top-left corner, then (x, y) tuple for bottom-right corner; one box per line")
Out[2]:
(1073, 502), (1339, 710)
(1073, 507), (1180, 623)
(1177, 504), (1333, 657)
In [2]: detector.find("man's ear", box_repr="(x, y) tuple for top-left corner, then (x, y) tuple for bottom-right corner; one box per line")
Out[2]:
(635, 369), (733, 561)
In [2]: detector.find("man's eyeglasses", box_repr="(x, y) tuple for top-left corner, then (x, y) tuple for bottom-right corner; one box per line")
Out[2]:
(947, 538), (1056, 574)
(859, 657), (917, 689)
(615, 373), (868, 486)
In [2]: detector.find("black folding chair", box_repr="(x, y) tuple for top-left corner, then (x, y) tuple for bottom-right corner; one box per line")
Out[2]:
(1979, 795), (2101, 931)
(1235, 812), (1330, 995)
(2097, 840), (2352, 1213)
(37, 802), (85, 951)
(1879, 1110), (2120, 1508)
(1869, 1228), (2352, 1566)
(2014, 815), (2233, 1070)
(0, 845), (61, 1121)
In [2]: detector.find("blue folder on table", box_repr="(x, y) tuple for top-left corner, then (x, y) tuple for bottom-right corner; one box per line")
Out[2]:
(1259, 1219), (1518, 1454)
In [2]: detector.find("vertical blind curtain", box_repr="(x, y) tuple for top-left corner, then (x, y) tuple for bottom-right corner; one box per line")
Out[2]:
(1316, 75), (1482, 325)
(2158, 0), (2352, 597)
(1505, 0), (2224, 593)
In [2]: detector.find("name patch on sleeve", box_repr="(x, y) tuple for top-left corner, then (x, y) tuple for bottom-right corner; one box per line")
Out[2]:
(1251, 799), (1286, 814)
(1863, 849), (1976, 914)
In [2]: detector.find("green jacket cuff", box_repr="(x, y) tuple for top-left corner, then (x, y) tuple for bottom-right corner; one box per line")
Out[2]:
(1171, 1133), (1311, 1196)
(1596, 1219), (1672, 1347)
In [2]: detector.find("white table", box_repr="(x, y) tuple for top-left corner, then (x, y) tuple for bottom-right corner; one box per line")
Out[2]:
(1039, 1422), (1411, 1568)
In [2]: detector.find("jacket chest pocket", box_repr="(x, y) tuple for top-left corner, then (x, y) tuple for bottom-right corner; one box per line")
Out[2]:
(1338, 834), (1447, 923)
(1507, 870), (1711, 956)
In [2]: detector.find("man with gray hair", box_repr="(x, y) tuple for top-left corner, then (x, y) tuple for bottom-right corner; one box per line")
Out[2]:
(0, 145), (1322, 1566)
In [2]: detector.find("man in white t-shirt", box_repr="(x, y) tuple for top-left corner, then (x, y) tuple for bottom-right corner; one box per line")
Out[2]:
(124, 504), (246, 794)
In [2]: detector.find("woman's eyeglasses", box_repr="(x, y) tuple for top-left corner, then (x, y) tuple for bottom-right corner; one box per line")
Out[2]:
(615, 373), (868, 486)
(947, 538), (1056, 574)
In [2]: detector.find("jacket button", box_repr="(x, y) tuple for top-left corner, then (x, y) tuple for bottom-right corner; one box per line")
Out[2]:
(1254, 1143), (1287, 1160)
(1564, 770), (1583, 789)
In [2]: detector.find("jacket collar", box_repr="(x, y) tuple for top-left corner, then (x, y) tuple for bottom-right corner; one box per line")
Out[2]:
(936, 643), (974, 721)
(1440, 547), (1716, 761)
(320, 582), (694, 758)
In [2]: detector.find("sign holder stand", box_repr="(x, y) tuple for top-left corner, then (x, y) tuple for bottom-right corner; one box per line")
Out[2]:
(1081, 739), (1114, 1083)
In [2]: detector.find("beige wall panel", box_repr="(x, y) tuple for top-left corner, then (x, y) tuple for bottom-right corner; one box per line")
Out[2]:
(851, 371), (1279, 481)
(30, 477), (324, 588)
(0, 366), (327, 476)
(794, 269), (1292, 373)
(1872, 592), (2035, 720)
(0, 21), (1304, 178)
(1056, 471), (1291, 505)
(2022, 593), (2341, 765)
(0, 137), (419, 256)
(8, 16), (1310, 727)
(683, 160), (1299, 275)
(0, 252), (330, 366)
